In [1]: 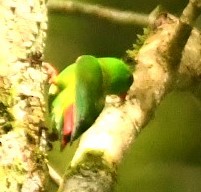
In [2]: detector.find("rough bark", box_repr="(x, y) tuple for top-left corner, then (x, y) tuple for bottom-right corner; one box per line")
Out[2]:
(0, 0), (48, 191)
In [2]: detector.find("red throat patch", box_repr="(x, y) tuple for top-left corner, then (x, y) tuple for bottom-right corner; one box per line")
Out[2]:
(61, 104), (74, 150)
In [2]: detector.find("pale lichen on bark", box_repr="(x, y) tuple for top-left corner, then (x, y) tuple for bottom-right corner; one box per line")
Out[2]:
(0, 0), (49, 191)
(177, 28), (201, 91)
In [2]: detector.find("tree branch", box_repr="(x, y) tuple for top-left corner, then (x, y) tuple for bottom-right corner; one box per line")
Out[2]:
(57, 1), (201, 192)
(47, 0), (149, 26)
(180, 0), (201, 25)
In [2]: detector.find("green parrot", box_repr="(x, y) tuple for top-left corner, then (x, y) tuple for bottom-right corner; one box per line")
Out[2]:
(46, 55), (133, 150)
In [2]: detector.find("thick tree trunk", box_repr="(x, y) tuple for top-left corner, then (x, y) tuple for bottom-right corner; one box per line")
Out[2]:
(0, 1), (48, 191)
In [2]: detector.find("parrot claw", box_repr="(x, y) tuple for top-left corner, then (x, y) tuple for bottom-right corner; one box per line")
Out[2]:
(42, 62), (58, 84)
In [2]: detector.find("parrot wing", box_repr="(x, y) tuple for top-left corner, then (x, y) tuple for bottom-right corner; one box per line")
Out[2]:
(70, 55), (105, 141)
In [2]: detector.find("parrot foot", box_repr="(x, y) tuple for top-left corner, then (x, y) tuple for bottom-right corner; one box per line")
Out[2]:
(42, 62), (58, 83)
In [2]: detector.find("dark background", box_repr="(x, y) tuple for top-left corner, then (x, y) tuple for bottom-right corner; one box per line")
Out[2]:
(45, 1), (201, 191)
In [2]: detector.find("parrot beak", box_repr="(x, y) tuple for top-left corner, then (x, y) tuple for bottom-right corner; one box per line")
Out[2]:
(119, 93), (127, 101)
(42, 62), (58, 84)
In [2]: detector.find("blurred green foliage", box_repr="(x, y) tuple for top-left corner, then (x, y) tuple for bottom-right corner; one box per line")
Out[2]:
(45, 1), (201, 191)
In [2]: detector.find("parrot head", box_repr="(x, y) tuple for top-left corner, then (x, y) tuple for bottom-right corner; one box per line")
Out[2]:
(98, 57), (133, 99)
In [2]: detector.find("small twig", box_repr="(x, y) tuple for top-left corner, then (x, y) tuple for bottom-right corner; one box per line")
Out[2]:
(47, 0), (149, 26)
(48, 164), (62, 186)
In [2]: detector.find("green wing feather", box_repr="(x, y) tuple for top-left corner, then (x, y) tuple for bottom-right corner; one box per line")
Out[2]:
(71, 55), (105, 141)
